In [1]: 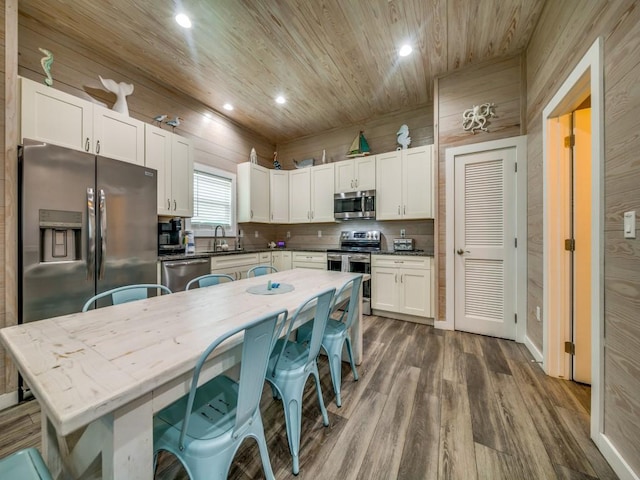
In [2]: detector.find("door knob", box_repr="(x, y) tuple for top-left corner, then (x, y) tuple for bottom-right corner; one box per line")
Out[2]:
(457, 248), (465, 255)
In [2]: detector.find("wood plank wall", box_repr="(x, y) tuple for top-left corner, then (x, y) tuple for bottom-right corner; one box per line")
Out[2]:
(525, 0), (640, 474)
(275, 105), (433, 170)
(435, 54), (524, 321)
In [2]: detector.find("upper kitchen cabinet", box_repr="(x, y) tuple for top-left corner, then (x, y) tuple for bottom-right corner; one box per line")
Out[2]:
(270, 169), (289, 223)
(145, 124), (193, 216)
(376, 145), (434, 220)
(237, 163), (270, 223)
(20, 77), (145, 165)
(334, 156), (376, 193)
(289, 163), (335, 223)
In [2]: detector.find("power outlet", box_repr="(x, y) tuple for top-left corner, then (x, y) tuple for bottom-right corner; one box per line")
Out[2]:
(536, 305), (541, 321)
(286, 231), (291, 239)
(254, 231), (259, 238)
(400, 229), (406, 238)
(318, 230), (322, 238)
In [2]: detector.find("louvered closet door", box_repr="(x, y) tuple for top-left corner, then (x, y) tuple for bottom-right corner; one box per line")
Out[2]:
(454, 148), (516, 339)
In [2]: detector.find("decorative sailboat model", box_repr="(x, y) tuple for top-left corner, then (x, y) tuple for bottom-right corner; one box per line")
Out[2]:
(346, 131), (371, 158)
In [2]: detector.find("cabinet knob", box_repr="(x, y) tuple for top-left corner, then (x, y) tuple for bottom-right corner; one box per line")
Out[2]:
(173, 200), (177, 210)
(167, 199), (171, 210)
(85, 138), (90, 152)
(250, 210), (253, 219)
(403, 205), (406, 214)
(397, 206), (401, 215)
(96, 140), (101, 154)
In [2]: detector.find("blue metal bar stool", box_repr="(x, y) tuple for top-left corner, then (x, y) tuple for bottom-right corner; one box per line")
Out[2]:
(0, 448), (53, 480)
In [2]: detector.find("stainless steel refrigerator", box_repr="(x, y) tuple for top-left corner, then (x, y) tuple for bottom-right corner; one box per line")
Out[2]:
(19, 140), (158, 323)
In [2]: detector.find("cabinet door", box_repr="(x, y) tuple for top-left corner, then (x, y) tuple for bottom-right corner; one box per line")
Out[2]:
(371, 267), (398, 311)
(171, 134), (194, 217)
(93, 105), (145, 164)
(144, 124), (172, 214)
(289, 169), (311, 223)
(250, 165), (270, 223)
(282, 251), (292, 270)
(334, 159), (355, 193)
(399, 267), (430, 317)
(354, 156), (376, 191)
(21, 77), (93, 152)
(310, 164), (335, 222)
(270, 170), (289, 223)
(375, 151), (403, 220)
(403, 145), (433, 219)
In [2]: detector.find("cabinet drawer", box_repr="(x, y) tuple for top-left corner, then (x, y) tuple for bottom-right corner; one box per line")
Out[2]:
(211, 253), (259, 270)
(259, 252), (271, 263)
(292, 252), (327, 264)
(372, 255), (431, 270)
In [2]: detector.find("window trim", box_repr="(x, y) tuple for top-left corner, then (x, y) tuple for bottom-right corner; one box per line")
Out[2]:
(187, 163), (236, 238)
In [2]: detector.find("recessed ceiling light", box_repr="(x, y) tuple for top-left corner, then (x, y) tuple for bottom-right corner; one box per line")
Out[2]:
(275, 95), (286, 105)
(175, 13), (192, 29)
(223, 103), (234, 111)
(399, 44), (413, 57)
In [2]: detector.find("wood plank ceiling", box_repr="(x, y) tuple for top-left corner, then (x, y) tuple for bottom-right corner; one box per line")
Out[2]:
(18, 0), (545, 143)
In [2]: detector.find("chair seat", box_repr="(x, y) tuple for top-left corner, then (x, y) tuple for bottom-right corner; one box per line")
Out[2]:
(0, 448), (52, 480)
(267, 340), (310, 375)
(155, 375), (238, 442)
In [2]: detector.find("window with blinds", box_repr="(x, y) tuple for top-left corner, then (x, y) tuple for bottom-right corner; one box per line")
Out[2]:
(190, 164), (236, 235)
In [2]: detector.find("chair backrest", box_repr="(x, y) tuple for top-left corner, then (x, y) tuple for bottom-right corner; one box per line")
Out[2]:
(185, 273), (234, 290)
(178, 308), (287, 449)
(247, 265), (278, 277)
(81, 284), (172, 312)
(270, 287), (335, 375)
(333, 275), (363, 329)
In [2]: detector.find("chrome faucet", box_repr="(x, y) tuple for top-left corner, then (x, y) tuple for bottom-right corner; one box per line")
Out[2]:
(213, 225), (225, 252)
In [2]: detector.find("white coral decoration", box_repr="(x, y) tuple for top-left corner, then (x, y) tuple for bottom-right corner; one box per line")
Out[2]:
(98, 75), (134, 116)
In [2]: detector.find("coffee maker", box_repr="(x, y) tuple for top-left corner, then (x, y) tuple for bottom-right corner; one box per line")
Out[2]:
(158, 218), (185, 255)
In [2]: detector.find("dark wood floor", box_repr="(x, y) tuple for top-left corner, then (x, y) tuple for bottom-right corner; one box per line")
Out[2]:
(0, 316), (618, 479)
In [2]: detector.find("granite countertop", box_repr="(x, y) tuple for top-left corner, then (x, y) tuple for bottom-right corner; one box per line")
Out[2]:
(158, 247), (328, 262)
(372, 250), (434, 257)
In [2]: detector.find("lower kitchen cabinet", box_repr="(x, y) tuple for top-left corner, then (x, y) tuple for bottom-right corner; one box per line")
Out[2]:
(291, 251), (327, 270)
(211, 253), (262, 280)
(371, 255), (433, 318)
(271, 250), (292, 271)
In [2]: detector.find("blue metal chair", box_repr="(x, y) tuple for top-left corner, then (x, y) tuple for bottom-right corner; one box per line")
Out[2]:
(266, 287), (336, 475)
(153, 308), (287, 480)
(297, 275), (363, 407)
(0, 448), (53, 480)
(185, 273), (234, 290)
(81, 284), (172, 312)
(247, 265), (278, 277)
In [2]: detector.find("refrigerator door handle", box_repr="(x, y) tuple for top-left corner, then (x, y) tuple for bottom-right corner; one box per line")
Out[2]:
(87, 187), (96, 280)
(98, 189), (107, 279)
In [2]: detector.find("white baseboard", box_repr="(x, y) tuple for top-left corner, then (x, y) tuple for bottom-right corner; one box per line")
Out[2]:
(523, 335), (543, 363)
(0, 391), (19, 411)
(595, 432), (639, 480)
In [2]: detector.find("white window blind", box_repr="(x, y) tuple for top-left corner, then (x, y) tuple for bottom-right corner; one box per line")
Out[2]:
(191, 166), (235, 231)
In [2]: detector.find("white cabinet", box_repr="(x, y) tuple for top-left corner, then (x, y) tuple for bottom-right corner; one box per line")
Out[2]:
(376, 145), (434, 220)
(270, 170), (289, 223)
(289, 164), (335, 223)
(237, 163), (270, 223)
(371, 255), (433, 318)
(271, 250), (292, 271)
(211, 253), (260, 280)
(334, 157), (376, 193)
(21, 77), (145, 165)
(292, 251), (327, 270)
(144, 124), (193, 217)
(258, 252), (272, 266)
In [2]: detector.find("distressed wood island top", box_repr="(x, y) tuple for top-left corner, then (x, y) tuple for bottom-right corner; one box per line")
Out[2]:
(0, 269), (364, 479)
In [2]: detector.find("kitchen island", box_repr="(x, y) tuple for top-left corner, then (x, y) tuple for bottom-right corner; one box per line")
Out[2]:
(0, 269), (364, 479)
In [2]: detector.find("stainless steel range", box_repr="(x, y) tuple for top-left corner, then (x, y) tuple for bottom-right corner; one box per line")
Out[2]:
(327, 230), (380, 315)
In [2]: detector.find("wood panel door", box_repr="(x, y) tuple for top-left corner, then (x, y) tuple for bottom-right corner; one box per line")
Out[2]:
(270, 170), (289, 223)
(376, 151), (402, 220)
(403, 145), (433, 218)
(310, 164), (334, 222)
(454, 147), (517, 339)
(289, 168), (311, 223)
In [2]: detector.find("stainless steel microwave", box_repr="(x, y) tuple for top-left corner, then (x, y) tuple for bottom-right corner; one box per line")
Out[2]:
(334, 190), (375, 220)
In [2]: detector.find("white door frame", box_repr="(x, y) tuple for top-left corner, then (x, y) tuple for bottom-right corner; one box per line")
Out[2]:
(542, 38), (603, 442)
(441, 135), (528, 345)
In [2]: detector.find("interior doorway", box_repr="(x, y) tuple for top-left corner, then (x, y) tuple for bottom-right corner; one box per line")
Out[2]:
(542, 38), (603, 440)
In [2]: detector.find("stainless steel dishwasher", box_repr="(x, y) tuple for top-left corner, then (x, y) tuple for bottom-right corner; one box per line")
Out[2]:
(161, 258), (211, 292)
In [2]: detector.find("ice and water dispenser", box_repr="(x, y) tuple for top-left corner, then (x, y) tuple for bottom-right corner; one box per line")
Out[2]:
(39, 209), (82, 262)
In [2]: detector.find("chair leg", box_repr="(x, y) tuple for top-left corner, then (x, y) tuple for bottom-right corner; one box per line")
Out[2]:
(345, 336), (359, 381)
(253, 418), (276, 480)
(312, 363), (329, 426)
(279, 383), (304, 475)
(327, 347), (344, 408)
